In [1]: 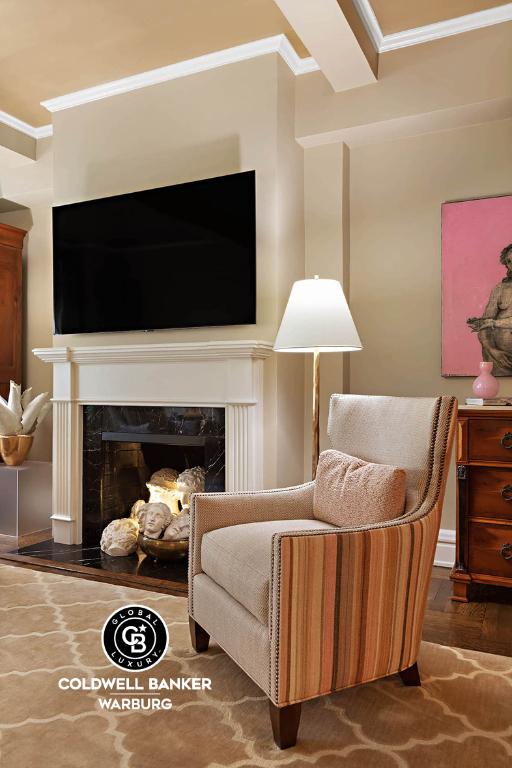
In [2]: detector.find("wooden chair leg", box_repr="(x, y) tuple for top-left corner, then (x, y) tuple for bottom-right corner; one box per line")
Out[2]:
(189, 617), (210, 652)
(269, 700), (302, 749)
(399, 662), (421, 686)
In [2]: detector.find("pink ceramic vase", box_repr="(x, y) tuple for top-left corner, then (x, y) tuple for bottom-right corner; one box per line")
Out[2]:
(472, 361), (499, 399)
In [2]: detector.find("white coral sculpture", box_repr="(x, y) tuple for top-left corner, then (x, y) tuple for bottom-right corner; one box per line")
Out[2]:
(0, 381), (51, 436)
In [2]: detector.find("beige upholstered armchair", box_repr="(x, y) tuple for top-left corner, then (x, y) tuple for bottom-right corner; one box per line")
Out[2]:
(188, 394), (456, 748)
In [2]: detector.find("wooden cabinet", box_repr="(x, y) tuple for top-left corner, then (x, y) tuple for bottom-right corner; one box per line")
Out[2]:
(0, 223), (26, 400)
(452, 406), (512, 601)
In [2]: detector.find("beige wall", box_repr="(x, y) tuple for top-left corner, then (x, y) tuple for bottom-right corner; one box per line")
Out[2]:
(349, 118), (512, 529)
(0, 138), (53, 460)
(303, 143), (351, 477)
(51, 55), (305, 487)
(0, 123), (35, 161)
(274, 59), (306, 487)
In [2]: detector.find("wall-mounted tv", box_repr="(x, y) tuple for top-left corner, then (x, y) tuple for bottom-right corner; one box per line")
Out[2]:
(53, 171), (256, 334)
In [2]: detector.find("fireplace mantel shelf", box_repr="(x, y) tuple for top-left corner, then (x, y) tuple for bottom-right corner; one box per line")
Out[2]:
(33, 340), (274, 365)
(33, 339), (272, 544)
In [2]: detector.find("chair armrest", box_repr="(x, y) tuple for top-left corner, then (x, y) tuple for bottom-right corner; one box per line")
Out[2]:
(189, 482), (315, 583)
(269, 511), (439, 706)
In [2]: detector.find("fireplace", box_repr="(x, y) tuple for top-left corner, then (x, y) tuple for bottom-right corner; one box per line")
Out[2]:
(33, 341), (272, 545)
(82, 405), (225, 544)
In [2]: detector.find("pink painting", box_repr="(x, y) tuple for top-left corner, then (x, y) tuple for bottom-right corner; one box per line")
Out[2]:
(442, 195), (512, 376)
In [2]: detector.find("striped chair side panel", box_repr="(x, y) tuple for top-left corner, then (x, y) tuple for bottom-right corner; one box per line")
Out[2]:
(277, 507), (440, 705)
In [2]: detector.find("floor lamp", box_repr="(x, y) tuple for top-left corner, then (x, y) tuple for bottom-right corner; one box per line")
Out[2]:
(274, 276), (362, 478)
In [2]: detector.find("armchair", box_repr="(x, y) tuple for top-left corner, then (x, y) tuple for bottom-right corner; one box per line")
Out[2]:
(188, 394), (456, 748)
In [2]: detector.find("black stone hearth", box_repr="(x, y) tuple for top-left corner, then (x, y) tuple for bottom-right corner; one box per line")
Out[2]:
(9, 539), (188, 586)
(83, 405), (225, 544)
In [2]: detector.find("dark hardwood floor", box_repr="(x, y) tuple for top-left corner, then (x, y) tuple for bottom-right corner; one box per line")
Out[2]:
(423, 566), (512, 657)
(1, 535), (511, 657)
(0, 530), (51, 555)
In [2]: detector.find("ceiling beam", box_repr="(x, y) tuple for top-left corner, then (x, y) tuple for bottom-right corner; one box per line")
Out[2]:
(273, 0), (376, 91)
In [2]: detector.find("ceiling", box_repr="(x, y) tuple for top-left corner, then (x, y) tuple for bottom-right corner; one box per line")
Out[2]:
(0, 0), (308, 127)
(0, 0), (510, 130)
(369, 0), (509, 35)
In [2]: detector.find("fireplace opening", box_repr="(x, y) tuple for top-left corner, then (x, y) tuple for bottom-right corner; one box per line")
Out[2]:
(83, 405), (225, 546)
(100, 434), (210, 522)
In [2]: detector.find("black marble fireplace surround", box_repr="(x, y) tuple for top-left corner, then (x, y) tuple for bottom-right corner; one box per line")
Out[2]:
(82, 405), (225, 545)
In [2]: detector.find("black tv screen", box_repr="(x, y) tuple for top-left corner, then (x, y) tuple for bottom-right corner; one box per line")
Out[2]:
(52, 171), (256, 334)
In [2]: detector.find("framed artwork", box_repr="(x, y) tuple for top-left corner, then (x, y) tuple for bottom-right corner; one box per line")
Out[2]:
(442, 194), (512, 377)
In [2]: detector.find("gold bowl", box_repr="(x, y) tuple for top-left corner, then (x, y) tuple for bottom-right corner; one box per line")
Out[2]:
(0, 434), (34, 466)
(138, 534), (189, 561)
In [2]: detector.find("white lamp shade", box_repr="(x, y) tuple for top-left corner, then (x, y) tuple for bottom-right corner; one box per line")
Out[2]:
(274, 277), (362, 352)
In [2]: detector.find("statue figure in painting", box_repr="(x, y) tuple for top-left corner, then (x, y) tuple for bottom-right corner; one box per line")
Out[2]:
(467, 243), (512, 375)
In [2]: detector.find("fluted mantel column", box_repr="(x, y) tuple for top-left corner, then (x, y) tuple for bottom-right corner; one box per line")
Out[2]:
(52, 401), (82, 544)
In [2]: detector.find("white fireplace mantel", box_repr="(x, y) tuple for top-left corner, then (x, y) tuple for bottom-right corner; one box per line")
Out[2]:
(33, 340), (274, 544)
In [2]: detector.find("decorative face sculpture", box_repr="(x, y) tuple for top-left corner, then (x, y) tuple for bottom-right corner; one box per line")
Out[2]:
(141, 502), (173, 539)
(130, 499), (147, 529)
(149, 468), (178, 490)
(100, 518), (139, 557)
(177, 467), (206, 511)
(163, 511), (190, 541)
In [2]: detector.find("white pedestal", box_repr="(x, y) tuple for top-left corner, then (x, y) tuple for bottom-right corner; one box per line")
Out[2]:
(0, 461), (52, 537)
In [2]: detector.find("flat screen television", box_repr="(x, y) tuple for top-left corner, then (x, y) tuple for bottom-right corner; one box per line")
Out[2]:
(52, 171), (256, 334)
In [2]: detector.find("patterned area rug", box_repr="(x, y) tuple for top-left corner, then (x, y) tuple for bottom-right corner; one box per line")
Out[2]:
(1, 563), (511, 768)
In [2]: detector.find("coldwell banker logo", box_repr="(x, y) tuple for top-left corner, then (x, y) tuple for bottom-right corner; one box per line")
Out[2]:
(102, 605), (169, 671)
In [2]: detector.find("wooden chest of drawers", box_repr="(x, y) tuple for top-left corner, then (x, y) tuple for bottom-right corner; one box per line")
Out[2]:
(451, 406), (512, 601)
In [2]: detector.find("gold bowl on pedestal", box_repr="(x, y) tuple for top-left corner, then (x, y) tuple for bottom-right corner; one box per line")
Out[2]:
(0, 434), (34, 466)
(138, 534), (188, 561)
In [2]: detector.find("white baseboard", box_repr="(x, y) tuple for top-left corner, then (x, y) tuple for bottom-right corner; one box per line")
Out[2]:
(434, 528), (456, 568)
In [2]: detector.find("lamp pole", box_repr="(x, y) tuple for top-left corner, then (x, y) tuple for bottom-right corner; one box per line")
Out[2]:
(312, 349), (320, 479)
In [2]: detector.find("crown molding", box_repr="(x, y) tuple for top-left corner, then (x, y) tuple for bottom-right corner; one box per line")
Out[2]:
(0, 109), (52, 140)
(33, 123), (53, 139)
(353, 0), (512, 52)
(33, 340), (275, 365)
(351, 0), (384, 51)
(41, 35), (318, 114)
(276, 34), (319, 75)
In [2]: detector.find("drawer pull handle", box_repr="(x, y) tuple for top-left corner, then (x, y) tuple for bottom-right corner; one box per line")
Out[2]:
(501, 484), (512, 501)
(501, 432), (512, 448)
(501, 543), (512, 561)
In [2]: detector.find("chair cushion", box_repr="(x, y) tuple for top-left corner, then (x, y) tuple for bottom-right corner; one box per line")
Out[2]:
(328, 394), (438, 514)
(201, 518), (335, 625)
(313, 449), (406, 527)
